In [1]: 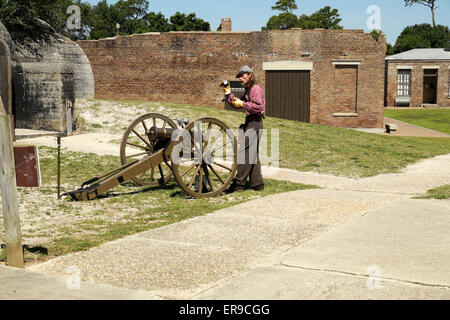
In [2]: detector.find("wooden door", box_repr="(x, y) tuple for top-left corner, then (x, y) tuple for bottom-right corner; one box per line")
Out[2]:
(265, 70), (310, 122)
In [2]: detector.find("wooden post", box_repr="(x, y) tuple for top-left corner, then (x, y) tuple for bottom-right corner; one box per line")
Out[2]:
(0, 97), (24, 268)
(0, 39), (12, 116)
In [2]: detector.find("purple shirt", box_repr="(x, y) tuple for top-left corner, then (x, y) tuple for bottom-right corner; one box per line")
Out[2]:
(228, 84), (265, 116)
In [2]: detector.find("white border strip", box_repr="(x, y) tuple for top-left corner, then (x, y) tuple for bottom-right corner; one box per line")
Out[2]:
(332, 60), (361, 65)
(36, 146), (42, 187)
(396, 65), (414, 69)
(422, 66), (440, 69)
(263, 61), (313, 71)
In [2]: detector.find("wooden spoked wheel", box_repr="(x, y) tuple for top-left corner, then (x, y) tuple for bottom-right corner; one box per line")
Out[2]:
(171, 118), (237, 198)
(120, 113), (177, 186)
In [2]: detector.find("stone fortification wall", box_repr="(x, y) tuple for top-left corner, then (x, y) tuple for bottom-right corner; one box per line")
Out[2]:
(79, 29), (386, 128)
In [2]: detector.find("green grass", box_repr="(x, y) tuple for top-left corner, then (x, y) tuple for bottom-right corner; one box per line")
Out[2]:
(86, 99), (450, 178)
(2, 147), (317, 265)
(416, 185), (450, 200)
(384, 108), (450, 135)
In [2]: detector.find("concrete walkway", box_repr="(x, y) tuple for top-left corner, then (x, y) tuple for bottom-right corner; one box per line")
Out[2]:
(383, 116), (450, 138)
(0, 265), (160, 300)
(195, 199), (450, 299)
(22, 153), (450, 300)
(3, 128), (450, 300)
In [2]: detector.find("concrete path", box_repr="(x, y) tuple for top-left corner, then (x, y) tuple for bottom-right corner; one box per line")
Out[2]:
(383, 117), (450, 138)
(3, 128), (450, 300)
(24, 152), (450, 299)
(195, 199), (450, 299)
(0, 265), (160, 300)
(26, 189), (408, 299)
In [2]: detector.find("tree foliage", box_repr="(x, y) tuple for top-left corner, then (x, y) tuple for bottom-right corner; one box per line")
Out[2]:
(263, 12), (299, 30)
(271, 0), (298, 13)
(169, 12), (210, 31)
(404, 0), (438, 27)
(390, 23), (449, 54)
(144, 12), (171, 32)
(0, 0), (36, 33)
(263, 5), (343, 30)
(297, 6), (343, 29)
(0, 0), (211, 41)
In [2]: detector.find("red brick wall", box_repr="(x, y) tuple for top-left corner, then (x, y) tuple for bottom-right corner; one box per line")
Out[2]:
(333, 65), (358, 113)
(78, 29), (386, 128)
(221, 18), (232, 32)
(386, 60), (450, 108)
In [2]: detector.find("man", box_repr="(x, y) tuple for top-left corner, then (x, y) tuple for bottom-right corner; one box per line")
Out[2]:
(222, 65), (265, 192)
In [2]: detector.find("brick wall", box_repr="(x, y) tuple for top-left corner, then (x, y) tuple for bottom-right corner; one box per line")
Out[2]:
(78, 29), (386, 128)
(333, 65), (358, 113)
(386, 60), (450, 108)
(221, 18), (232, 32)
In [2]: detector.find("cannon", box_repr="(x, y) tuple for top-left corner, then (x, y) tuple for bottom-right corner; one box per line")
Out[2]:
(65, 113), (237, 200)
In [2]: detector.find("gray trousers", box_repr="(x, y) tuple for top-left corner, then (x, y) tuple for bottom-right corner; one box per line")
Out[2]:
(236, 116), (264, 188)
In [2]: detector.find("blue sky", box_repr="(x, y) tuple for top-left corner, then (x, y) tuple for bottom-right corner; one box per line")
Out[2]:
(86, 0), (449, 44)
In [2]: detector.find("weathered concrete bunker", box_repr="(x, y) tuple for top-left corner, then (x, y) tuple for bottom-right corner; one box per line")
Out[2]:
(0, 20), (94, 132)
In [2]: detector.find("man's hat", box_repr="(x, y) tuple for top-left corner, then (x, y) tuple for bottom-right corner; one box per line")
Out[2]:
(236, 65), (253, 78)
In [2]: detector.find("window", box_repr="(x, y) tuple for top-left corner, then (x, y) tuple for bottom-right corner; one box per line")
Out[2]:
(424, 69), (438, 76)
(397, 69), (411, 97)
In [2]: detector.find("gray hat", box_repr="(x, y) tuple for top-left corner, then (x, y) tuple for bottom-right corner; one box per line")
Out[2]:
(236, 65), (253, 78)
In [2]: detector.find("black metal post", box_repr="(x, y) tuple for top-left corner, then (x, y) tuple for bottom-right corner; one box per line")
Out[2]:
(57, 134), (61, 199)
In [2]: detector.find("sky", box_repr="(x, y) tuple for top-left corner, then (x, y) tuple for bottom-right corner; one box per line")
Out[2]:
(86, 0), (449, 44)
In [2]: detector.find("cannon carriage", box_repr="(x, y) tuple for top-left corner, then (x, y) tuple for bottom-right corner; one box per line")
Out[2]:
(66, 113), (238, 200)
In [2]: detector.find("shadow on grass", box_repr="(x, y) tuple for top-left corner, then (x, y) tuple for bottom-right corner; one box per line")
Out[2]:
(0, 245), (49, 262)
(23, 245), (49, 255)
(99, 182), (179, 199)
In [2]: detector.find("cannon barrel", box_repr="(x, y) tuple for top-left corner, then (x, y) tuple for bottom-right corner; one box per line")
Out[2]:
(148, 126), (176, 141)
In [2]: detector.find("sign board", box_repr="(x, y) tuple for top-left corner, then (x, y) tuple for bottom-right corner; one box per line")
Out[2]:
(13, 146), (42, 187)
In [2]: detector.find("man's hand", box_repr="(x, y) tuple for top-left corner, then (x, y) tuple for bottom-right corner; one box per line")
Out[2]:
(221, 81), (231, 95)
(231, 98), (244, 108)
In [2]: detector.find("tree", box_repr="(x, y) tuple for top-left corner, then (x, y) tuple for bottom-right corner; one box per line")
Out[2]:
(144, 12), (172, 32)
(34, 0), (75, 33)
(263, 12), (299, 30)
(404, 0), (438, 27)
(169, 12), (210, 31)
(297, 6), (343, 29)
(386, 43), (395, 55)
(271, 0), (298, 13)
(88, 0), (154, 39)
(262, 5), (343, 31)
(0, 0), (92, 41)
(88, 0), (117, 39)
(0, 0), (37, 37)
(391, 23), (449, 54)
(114, 0), (150, 34)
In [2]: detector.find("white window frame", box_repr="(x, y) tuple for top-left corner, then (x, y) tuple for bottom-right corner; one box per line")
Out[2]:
(397, 69), (411, 97)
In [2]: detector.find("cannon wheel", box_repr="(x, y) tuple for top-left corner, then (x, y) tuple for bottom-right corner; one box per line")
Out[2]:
(120, 113), (177, 186)
(172, 118), (237, 198)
